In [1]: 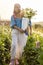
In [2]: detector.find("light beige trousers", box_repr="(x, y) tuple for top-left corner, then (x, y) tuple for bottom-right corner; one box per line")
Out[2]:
(10, 29), (27, 59)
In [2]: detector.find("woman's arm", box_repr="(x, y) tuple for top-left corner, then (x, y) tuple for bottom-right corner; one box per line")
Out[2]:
(11, 16), (24, 33)
(14, 26), (25, 33)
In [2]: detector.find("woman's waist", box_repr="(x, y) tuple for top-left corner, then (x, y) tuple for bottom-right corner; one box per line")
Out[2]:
(11, 25), (22, 29)
(11, 29), (20, 34)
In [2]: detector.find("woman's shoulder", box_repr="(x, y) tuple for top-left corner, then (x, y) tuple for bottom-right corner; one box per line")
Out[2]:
(11, 15), (22, 20)
(11, 15), (16, 21)
(11, 15), (13, 19)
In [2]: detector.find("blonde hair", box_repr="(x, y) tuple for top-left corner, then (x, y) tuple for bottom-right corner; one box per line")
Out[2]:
(13, 3), (24, 18)
(13, 3), (21, 14)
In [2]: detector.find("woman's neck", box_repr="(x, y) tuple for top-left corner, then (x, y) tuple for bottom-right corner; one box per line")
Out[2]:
(15, 13), (21, 18)
(13, 12), (23, 18)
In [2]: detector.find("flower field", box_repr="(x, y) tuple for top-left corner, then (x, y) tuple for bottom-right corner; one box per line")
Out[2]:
(0, 25), (43, 65)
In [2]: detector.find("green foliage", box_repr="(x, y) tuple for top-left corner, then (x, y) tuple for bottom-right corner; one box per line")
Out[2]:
(0, 25), (43, 65)
(19, 36), (40, 65)
(0, 26), (11, 65)
(38, 50), (43, 65)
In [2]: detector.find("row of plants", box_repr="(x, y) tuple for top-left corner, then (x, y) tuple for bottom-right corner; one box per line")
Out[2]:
(0, 26), (43, 65)
(0, 26), (11, 65)
(19, 34), (43, 65)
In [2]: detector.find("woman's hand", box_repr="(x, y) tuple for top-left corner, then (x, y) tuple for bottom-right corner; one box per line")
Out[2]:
(19, 29), (25, 33)
(14, 26), (25, 33)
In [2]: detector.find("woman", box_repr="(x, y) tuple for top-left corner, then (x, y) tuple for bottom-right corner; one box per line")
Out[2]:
(9, 3), (28, 65)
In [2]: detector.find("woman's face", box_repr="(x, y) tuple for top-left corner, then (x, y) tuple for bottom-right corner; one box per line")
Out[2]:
(14, 4), (21, 14)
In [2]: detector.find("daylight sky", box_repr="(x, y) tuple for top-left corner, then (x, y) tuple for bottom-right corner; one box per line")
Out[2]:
(0, 0), (43, 22)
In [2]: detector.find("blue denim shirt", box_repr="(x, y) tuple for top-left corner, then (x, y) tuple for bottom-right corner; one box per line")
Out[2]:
(10, 16), (22, 28)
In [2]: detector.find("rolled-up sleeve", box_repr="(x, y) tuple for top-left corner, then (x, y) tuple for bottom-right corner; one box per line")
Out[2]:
(10, 16), (16, 28)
